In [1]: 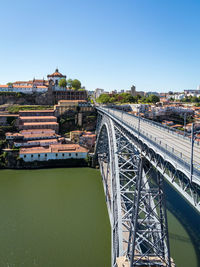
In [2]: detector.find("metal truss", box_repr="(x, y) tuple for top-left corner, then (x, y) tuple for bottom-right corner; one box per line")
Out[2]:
(97, 108), (200, 214)
(95, 114), (173, 267)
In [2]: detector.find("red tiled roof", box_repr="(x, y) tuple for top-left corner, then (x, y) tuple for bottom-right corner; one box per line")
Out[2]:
(20, 144), (88, 154)
(19, 110), (54, 113)
(22, 122), (58, 126)
(47, 68), (66, 78)
(20, 116), (57, 120)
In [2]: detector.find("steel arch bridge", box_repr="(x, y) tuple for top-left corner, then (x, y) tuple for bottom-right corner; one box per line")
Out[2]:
(95, 108), (179, 267)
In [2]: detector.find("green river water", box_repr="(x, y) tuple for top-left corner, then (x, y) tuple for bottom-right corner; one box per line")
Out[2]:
(0, 168), (199, 267)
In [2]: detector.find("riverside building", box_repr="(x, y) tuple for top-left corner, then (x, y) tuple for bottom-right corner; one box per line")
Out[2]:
(19, 144), (88, 162)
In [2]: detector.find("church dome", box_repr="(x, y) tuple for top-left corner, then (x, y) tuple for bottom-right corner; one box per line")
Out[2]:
(47, 68), (66, 78)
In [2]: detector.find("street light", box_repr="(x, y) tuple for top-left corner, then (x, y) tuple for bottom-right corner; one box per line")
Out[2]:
(184, 113), (187, 137)
(137, 105), (141, 139)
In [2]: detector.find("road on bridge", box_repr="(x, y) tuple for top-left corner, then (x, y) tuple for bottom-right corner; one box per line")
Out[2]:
(103, 108), (200, 183)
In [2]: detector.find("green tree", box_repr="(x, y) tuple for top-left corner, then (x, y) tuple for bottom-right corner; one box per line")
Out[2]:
(59, 78), (67, 88)
(7, 82), (13, 86)
(148, 94), (160, 103)
(96, 94), (110, 104)
(67, 79), (73, 89)
(72, 79), (81, 90)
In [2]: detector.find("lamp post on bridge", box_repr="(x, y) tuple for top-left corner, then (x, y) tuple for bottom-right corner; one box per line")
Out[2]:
(190, 123), (194, 183)
(184, 112), (187, 137)
(190, 123), (200, 183)
(137, 105), (141, 139)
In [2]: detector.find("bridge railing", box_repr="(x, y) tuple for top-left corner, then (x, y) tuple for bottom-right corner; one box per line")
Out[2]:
(98, 107), (200, 180)
(112, 107), (199, 145)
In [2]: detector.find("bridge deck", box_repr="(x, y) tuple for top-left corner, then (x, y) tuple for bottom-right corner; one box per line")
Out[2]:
(100, 108), (200, 184)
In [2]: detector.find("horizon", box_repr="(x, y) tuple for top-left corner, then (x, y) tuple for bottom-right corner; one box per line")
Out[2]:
(0, 0), (200, 92)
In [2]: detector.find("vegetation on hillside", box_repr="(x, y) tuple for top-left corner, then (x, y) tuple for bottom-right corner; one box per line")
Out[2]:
(0, 92), (24, 97)
(180, 96), (200, 103)
(96, 93), (160, 104)
(7, 105), (53, 113)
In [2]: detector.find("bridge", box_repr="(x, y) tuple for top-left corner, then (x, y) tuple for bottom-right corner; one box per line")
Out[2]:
(95, 107), (200, 267)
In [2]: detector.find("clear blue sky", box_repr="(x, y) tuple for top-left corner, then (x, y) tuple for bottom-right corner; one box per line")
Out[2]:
(0, 0), (200, 92)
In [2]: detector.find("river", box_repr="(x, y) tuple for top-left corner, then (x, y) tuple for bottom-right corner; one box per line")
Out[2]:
(0, 168), (199, 267)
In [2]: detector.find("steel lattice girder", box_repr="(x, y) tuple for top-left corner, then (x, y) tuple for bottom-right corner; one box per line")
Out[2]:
(98, 108), (200, 214)
(95, 115), (172, 267)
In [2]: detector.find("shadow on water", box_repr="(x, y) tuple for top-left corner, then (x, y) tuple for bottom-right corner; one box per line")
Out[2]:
(169, 232), (191, 243)
(163, 180), (200, 266)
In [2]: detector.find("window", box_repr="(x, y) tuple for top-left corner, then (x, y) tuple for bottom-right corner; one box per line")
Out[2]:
(31, 155), (33, 158)
(56, 153), (58, 157)
(24, 155), (26, 158)
(62, 153), (64, 156)
(76, 153), (78, 156)
(38, 154), (40, 157)
(45, 154), (47, 157)
(69, 153), (71, 157)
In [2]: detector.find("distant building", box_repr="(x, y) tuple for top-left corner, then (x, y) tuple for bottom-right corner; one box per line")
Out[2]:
(131, 85), (136, 96)
(145, 92), (159, 96)
(0, 69), (88, 103)
(184, 89), (200, 96)
(55, 100), (93, 115)
(47, 68), (66, 91)
(94, 88), (104, 98)
(130, 85), (144, 97)
(173, 94), (185, 100)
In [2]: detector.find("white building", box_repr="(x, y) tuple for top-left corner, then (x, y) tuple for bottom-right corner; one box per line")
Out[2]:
(94, 88), (104, 99)
(19, 144), (88, 162)
(173, 94), (185, 100)
(0, 84), (48, 94)
(0, 68), (68, 94)
(47, 68), (67, 91)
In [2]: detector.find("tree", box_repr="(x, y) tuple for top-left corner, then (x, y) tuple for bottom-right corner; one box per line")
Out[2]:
(67, 79), (73, 89)
(7, 82), (13, 86)
(96, 94), (110, 104)
(72, 79), (81, 90)
(59, 78), (67, 88)
(148, 94), (160, 103)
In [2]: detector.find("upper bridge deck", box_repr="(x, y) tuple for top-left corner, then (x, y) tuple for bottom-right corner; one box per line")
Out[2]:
(97, 107), (200, 186)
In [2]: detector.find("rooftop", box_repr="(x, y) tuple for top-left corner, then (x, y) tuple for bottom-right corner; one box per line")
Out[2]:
(19, 110), (54, 113)
(22, 122), (58, 126)
(20, 116), (57, 120)
(47, 68), (66, 78)
(20, 144), (88, 154)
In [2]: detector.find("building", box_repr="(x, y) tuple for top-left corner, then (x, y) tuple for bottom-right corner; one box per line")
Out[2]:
(0, 69), (88, 103)
(19, 144), (88, 162)
(130, 85), (145, 97)
(79, 133), (96, 148)
(173, 94), (185, 100)
(145, 92), (159, 96)
(70, 131), (84, 143)
(0, 84), (48, 94)
(47, 68), (66, 90)
(0, 114), (18, 126)
(184, 89), (200, 96)
(131, 85), (136, 96)
(6, 129), (60, 141)
(16, 110), (59, 133)
(94, 88), (104, 99)
(54, 100), (93, 115)
(19, 110), (55, 117)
